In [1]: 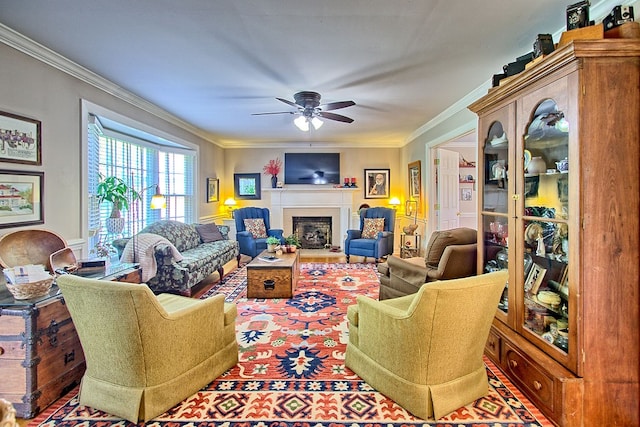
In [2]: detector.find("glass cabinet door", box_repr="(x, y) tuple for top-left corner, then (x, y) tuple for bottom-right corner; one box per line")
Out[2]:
(520, 98), (570, 355)
(480, 108), (513, 318)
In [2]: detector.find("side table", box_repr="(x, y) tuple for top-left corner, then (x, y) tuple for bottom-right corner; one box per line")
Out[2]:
(400, 233), (421, 258)
(74, 262), (141, 283)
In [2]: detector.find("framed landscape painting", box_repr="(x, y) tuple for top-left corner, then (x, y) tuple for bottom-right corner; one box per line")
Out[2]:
(0, 170), (44, 228)
(207, 177), (219, 203)
(234, 173), (261, 200)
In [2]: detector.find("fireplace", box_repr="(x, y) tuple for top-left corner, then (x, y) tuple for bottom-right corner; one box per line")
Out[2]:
(264, 186), (359, 249)
(293, 216), (332, 249)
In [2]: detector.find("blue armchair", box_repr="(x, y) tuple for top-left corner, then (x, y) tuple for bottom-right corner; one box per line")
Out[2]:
(234, 207), (284, 258)
(345, 207), (396, 263)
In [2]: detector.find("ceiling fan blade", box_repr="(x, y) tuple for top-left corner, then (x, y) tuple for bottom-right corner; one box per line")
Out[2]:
(276, 97), (301, 108)
(251, 111), (295, 116)
(318, 111), (354, 123)
(321, 100), (355, 111)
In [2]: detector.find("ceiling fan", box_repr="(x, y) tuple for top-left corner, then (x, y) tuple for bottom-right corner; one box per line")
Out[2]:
(253, 91), (355, 131)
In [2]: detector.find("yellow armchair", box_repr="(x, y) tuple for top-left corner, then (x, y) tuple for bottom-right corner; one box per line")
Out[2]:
(345, 270), (507, 420)
(56, 275), (238, 423)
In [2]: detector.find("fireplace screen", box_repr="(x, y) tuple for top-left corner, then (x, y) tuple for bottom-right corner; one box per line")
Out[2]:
(293, 216), (331, 249)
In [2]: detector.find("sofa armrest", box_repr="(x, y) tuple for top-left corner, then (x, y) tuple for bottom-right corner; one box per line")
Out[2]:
(112, 237), (131, 258)
(218, 225), (230, 239)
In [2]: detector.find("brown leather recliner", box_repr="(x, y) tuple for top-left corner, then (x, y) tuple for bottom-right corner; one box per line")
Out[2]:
(378, 227), (477, 300)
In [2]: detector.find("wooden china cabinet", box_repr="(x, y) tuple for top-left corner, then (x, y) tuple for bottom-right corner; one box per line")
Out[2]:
(469, 39), (639, 426)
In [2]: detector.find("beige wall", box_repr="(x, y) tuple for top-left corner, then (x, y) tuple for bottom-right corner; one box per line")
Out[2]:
(0, 43), (224, 248)
(0, 42), (405, 251)
(223, 147), (401, 212)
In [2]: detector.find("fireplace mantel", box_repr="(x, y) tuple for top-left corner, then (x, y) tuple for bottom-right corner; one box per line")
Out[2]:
(264, 186), (359, 246)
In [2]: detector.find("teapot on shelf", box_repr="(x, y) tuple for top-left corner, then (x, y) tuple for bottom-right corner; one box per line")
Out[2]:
(555, 157), (569, 172)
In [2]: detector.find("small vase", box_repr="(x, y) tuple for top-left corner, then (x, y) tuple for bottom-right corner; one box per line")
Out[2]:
(271, 175), (277, 188)
(527, 156), (546, 175)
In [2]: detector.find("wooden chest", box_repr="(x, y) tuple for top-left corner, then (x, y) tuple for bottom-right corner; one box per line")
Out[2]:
(0, 286), (85, 418)
(247, 251), (299, 298)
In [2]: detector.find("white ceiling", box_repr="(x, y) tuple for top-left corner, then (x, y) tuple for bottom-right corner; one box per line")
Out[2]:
(0, 1), (595, 148)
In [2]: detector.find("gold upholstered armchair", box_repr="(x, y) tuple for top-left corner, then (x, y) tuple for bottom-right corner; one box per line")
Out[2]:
(345, 270), (507, 420)
(56, 275), (238, 423)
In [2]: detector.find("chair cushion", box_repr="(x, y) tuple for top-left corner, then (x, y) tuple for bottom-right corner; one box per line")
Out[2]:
(362, 218), (384, 239)
(195, 223), (224, 243)
(425, 228), (477, 268)
(244, 218), (268, 238)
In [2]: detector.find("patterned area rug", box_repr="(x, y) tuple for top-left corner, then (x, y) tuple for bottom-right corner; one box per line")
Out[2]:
(29, 263), (551, 426)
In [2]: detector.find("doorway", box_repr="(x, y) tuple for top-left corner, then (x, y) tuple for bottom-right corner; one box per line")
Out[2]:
(426, 131), (478, 238)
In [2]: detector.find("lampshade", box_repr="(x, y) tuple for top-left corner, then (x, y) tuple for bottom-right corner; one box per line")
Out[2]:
(389, 197), (401, 208)
(294, 116), (309, 131)
(150, 185), (166, 209)
(311, 117), (323, 129)
(294, 115), (323, 131)
(223, 197), (237, 217)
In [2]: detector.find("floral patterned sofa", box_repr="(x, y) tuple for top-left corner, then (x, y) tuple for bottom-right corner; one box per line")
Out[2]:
(113, 220), (240, 296)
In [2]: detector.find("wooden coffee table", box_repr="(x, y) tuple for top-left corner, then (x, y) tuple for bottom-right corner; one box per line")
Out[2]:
(246, 250), (300, 298)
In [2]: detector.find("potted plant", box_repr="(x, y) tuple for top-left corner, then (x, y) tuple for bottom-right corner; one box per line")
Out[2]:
(284, 234), (301, 252)
(96, 175), (141, 234)
(265, 236), (281, 253)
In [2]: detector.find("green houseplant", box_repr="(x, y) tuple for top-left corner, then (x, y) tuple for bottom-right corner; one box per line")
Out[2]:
(96, 175), (141, 234)
(284, 234), (301, 248)
(265, 236), (281, 253)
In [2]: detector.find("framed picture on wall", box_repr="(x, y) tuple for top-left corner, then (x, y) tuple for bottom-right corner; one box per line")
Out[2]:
(0, 170), (44, 228)
(234, 173), (261, 200)
(460, 187), (472, 201)
(0, 111), (42, 165)
(408, 161), (421, 199)
(364, 169), (390, 199)
(206, 177), (219, 203)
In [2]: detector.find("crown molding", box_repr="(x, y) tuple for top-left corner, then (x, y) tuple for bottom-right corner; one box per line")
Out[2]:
(0, 23), (223, 148)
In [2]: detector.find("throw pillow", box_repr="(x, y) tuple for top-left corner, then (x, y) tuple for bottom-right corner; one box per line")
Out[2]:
(244, 218), (268, 238)
(195, 223), (224, 243)
(361, 218), (385, 239)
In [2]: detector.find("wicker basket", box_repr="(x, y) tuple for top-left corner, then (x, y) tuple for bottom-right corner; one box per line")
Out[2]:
(5, 276), (54, 300)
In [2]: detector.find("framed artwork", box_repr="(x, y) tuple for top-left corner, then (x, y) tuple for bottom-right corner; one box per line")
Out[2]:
(407, 160), (421, 199)
(0, 170), (44, 228)
(364, 168), (390, 199)
(557, 175), (568, 203)
(0, 111), (42, 165)
(525, 175), (539, 198)
(234, 173), (261, 200)
(460, 188), (473, 201)
(206, 177), (219, 203)
(524, 263), (547, 295)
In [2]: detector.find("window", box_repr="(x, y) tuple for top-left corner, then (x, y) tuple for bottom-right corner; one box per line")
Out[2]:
(87, 114), (195, 252)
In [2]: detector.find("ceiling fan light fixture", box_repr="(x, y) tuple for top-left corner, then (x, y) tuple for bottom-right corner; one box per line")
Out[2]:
(294, 115), (309, 131)
(311, 117), (323, 130)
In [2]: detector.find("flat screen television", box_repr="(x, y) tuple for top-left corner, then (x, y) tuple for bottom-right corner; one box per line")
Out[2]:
(284, 153), (340, 185)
